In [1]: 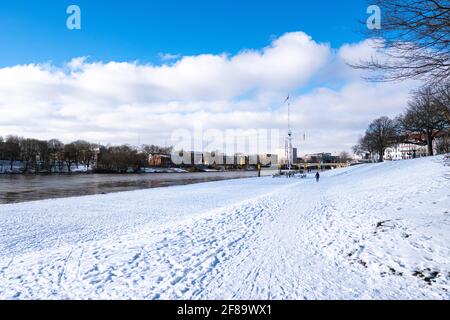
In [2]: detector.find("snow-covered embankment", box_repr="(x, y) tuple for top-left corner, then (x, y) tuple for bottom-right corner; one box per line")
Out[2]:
(0, 156), (449, 299)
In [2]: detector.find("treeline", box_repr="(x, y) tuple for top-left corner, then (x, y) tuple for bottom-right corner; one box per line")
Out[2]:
(96, 145), (171, 173)
(354, 84), (450, 162)
(0, 137), (172, 173)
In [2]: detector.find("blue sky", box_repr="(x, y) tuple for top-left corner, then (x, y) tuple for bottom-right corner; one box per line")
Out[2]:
(0, 1), (416, 154)
(0, 0), (366, 67)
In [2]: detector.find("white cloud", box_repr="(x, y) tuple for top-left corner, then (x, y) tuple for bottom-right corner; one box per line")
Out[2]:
(158, 53), (181, 61)
(0, 32), (418, 154)
(68, 56), (88, 71)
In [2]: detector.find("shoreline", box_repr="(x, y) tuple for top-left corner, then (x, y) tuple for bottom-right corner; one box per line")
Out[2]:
(0, 168), (260, 176)
(0, 171), (262, 205)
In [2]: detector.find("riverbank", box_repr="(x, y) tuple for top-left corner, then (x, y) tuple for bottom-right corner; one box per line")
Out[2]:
(0, 171), (261, 204)
(0, 163), (259, 175)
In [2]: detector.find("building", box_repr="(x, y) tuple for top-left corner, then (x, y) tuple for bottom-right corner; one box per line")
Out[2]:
(258, 154), (278, 167)
(166, 150), (201, 166)
(304, 153), (339, 164)
(292, 148), (300, 164)
(352, 151), (371, 163)
(235, 153), (246, 166)
(384, 143), (428, 161)
(384, 130), (450, 161)
(148, 154), (173, 167)
(203, 151), (226, 165)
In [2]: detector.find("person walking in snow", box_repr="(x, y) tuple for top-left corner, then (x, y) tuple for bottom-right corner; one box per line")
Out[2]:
(315, 171), (320, 182)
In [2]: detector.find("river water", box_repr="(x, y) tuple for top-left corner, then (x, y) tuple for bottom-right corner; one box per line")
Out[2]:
(0, 171), (259, 204)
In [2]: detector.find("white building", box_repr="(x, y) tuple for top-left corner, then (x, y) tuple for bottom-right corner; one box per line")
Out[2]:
(384, 143), (430, 161)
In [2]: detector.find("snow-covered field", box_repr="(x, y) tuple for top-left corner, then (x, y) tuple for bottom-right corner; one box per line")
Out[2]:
(0, 156), (449, 299)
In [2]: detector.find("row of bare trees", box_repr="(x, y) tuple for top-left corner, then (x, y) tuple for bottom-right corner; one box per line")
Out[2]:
(354, 84), (450, 161)
(0, 137), (172, 174)
(95, 145), (147, 173)
(352, 1), (450, 161)
(0, 137), (99, 173)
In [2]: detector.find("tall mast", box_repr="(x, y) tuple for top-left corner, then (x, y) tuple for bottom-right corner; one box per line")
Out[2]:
(284, 95), (293, 173)
(288, 99), (291, 135)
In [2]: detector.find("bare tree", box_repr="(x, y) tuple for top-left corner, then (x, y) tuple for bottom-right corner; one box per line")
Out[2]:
(72, 140), (95, 169)
(0, 136), (4, 161)
(63, 143), (78, 174)
(96, 145), (147, 173)
(434, 131), (450, 153)
(48, 139), (64, 172)
(141, 144), (173, 156)
(400, 86), (450, 155)
(354, 0), (450, 84)
(360, 116), (399, 162)
(20, 138), (41, 173)
(338, 151), (351, 163)
(4, 136), (21, 171)
(432, 82), (450, 120)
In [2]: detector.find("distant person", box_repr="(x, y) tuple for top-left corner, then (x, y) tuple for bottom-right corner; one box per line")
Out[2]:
(315, 172), (320, 182)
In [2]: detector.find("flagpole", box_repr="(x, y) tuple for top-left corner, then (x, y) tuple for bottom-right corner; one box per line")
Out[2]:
(284, 94), (292, 176)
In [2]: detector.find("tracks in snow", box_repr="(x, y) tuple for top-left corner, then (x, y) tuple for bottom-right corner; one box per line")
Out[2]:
(1, 158), (449, 299)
